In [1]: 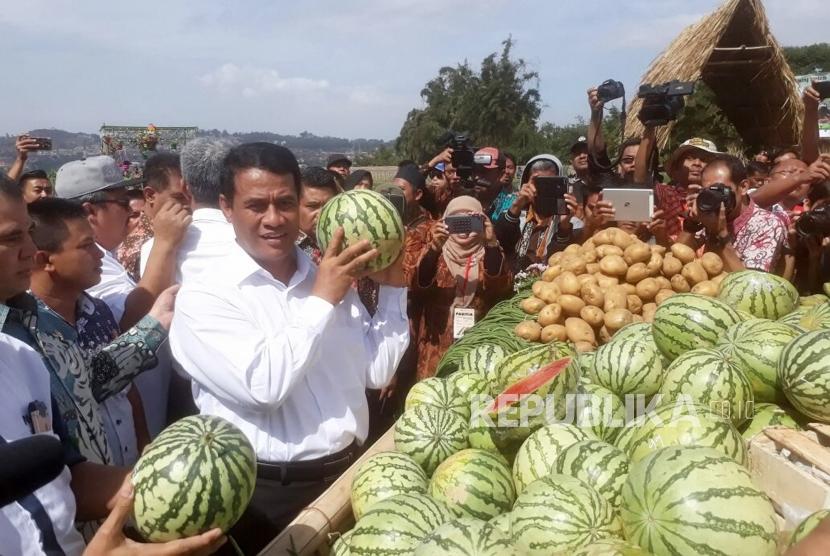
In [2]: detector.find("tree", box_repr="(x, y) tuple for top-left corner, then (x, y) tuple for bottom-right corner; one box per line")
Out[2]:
(669, 81), (742, 154)
(783, 43), (830, 75)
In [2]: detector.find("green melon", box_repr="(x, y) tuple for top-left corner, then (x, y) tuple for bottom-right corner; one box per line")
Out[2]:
(331, 530), (353, 556)
(429, 449), (515, 520)
(779, 302), (830, 331)
(512, 423), (595, 494)
(497, 342), (574, 391)
(414, 518), (518, 556)
(511, 474), (622, 555)
(552, 439), (630, 509)
(572, 539), (651, 555)
(779, 329), (830, 422)
(591, 335), (665, 397)
(350, 451), (428, 520)
(740, 403), (803, 441)
(621, 446), (778, 555)
(572, 383), (626, 443)
(718, 269), (799, 320)
(613, 322), (653, 343)
(132, 415), (256, 542)
(395, 405), (468, 475)
(447, 371), (492, 402)
(405, 377), (470, 421)
(458, 344), (509, 386)
(788, 509), (830, 548)
(651, 294), (742, 360)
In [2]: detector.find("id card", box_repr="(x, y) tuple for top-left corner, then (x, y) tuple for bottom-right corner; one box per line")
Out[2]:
(453, 307), (476, 339)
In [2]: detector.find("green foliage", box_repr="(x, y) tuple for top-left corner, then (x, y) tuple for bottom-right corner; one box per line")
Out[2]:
(669, 81), (742, 154)
(782, 43), (830, 75)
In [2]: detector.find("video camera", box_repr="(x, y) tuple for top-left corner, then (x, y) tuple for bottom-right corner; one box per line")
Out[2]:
(443, 133), (499, 194)
(796, 206), (830, 238)
(637, 80), (696, 126)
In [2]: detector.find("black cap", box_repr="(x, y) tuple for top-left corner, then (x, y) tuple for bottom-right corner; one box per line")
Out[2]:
(394, 164), (426, 191)
(326, 153), (352, 168)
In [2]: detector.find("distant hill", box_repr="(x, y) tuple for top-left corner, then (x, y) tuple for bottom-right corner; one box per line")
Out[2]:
(0, 128), (391, 172)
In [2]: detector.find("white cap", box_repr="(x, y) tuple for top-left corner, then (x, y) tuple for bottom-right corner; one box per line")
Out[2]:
(55, 155), (142, 199)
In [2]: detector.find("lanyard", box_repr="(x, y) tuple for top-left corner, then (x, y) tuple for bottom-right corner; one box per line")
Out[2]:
(459, 255), (476, 300)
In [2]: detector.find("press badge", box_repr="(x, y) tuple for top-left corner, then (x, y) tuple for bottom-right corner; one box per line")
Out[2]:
(453, 308), (476, 339)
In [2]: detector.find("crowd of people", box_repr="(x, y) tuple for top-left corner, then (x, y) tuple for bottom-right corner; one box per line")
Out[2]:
(0, 79), (829, 555)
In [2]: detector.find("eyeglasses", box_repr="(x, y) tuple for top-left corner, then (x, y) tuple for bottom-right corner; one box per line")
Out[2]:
(90, 198), (131, 209)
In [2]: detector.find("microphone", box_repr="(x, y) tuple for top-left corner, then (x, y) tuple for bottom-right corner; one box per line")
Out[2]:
(0, 435), (65, 508)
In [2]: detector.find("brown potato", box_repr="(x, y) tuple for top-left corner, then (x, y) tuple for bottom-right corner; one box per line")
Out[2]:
(540, 324), (568, 343)
(662, 254), (683, 277)
(620, 283), (637, 295)
(612, 230), (635, 250)
(581, 282), (605, 308)
(700, 252), (724, 277)
(581, 238), (596, 251)
(654, 276), (672, 291)
(635, 277), (660, 301)
(625, 262), (650, 284)
(599, 254), (628, 277)
(574, 341), (597, 353)
(547, 252), (564, 266)
(580, 305), (605, 328)
(711, 272), (728, 286)
(537, 303), (563, 327)
(580, 248), (598, 264)
(655, 288), (676, 305)
(559, 294), (586, 317)
(565, 317), (597, 345)
(596, 274), (619, 289)
(670, 243), (696, 264)
(542, 264), (563, 282)
(537, 283), (562, 304)
(626, 294), (643, 315)
(603, 288), (628, 312)
(670, 274), (691, 293)
(556, 271), (582, 296)
(691, 280), (718, 297)
(632, 314), (644, 323)
(577, 274), (598, 288)
(593, 229), (613, 245)
(642, 302), (657, 323)
(520, 296), (546, 314)
(595, 244), (624, 258)
(598, 325), (613, 344)
(624, 242), (652, 265)
(681, 261), (708, 286)
(586, 263), (601, 274)
(564, 244), (581, 256)
(646, 252), (663, 276)
(604, 308), (634, 332)
(562, 255), (587, 275)
(515, 321), (542, 341)
(651, 244), (667, 255)
(531, 280), (546, 297)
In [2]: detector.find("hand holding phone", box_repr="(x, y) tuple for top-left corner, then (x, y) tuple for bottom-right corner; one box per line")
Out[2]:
(533, 176), (569, 216)
(814, 80), (830, 101)
(445, 214), (484, 235)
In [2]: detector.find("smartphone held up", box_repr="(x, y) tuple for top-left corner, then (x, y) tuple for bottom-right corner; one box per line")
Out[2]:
(445, 214), (484, 235)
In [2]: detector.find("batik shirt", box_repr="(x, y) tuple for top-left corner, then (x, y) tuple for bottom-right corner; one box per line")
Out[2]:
(296, 232), (322, 265)
(0, 293), (165, 464)
(654, 182), (689, 241)
(117, 212), (154, 281)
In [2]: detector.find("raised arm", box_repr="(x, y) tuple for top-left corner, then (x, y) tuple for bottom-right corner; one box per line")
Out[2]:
(801, 83), (822, 165)
(634, 125), (657, 186)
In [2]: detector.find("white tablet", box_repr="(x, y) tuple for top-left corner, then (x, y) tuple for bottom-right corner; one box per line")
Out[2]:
(601, 188), (654, 222)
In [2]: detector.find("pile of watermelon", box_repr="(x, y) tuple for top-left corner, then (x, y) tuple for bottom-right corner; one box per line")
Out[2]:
(332, 267), (830, 555)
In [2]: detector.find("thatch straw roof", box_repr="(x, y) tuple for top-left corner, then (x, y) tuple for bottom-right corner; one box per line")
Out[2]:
(625, 0), (803, 150)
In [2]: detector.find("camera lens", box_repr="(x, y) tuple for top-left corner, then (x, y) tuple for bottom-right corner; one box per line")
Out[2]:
(696, 188), (721, 213)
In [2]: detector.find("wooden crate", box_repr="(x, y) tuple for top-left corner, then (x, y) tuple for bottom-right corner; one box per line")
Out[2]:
(749, 424), (830, 542)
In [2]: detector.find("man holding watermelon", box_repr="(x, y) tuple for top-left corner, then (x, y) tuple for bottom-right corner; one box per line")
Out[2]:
(169, 143), (410, 553)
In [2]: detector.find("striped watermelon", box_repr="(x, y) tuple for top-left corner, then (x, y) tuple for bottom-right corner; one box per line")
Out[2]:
(741, 403), (803, 441)
(447, 371), (491, 401)
(349, 493), (455, 555)
(716, 319), (800, 403)
(779, 302), (830, 331)
(458, 344), (508, 385)
(405, 377), (470, 421)
(429, 449), (515, 520)
(512, 423), (595, 494)
(613, 322), (653, 343)
(497, 342), (574, 391)
(651, 294), (742, 360)
(488, 512), (512, 535)
(788, 509), (830, 548)
(718, 269), (799, 320)
(132, 415), (256, 542)
(572, 539), (650, 555)
(623, 402), (747, 466)
(316, 189), (404, 272)
(621, 446), (778, 555)
(331, 530), (353, 556)
(658, 347), (754, 426)
(591, 335), (665, 397)
(577, 352), (595, 383)
(414, 518), (518, 556)
(572, 383), (626, 442)
(350, 451), (428, 520)
(552, 439), (630, 509)
(395, 405), (468, 475)
(779, 329), (830, 422)
(511, 473), (622, 555)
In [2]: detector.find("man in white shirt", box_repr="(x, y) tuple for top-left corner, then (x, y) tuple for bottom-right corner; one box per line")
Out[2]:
(138, 137), (237, 285)
(169, 142), (409, 554)
(55, 155), (191, 437)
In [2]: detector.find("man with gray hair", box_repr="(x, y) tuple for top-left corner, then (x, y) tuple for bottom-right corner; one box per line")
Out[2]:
(139, 137), (237, 283)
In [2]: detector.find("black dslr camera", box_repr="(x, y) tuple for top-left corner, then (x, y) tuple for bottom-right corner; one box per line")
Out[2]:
(796, 206), (830, 238)
(597, 79), (625, 103)
(448, 134), (476, 181)
(637, 80), (696, 126)
(696, 184), (737, 214)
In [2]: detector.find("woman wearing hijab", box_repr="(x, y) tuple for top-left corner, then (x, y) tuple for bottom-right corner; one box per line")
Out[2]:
(411, 196), (513, 379)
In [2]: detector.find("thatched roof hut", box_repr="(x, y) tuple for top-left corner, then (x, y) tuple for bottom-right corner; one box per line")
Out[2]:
(625, 0), (803, 150)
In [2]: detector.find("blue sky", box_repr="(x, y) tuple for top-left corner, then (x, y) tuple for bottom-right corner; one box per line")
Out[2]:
(2, 0), (825, 139)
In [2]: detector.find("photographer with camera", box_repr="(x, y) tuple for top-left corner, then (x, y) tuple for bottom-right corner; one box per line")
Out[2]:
(792, 181), (830, 294)
(494, 154), (585, 270)
(750, 156), (830, 218)
(678, 155), (787, 273)
(413, 196), (511, 379)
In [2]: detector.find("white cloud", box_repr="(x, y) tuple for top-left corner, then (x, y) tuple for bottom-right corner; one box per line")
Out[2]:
(199, 63), (329, 97)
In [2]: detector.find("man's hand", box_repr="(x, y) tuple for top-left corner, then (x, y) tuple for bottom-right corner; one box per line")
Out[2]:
(429, 220), (449, 252)
(379, 373), (398, 400)
(584, 199), (615, 232)
(428, 147), (453, 169)
(15, 135), (40, 160)
(152, 200), (192, 249)
(685, 185), (703, 222)
(558, 194), (579, 233)
(313, 228), (379, 305)
(369, 250), (406, 288)
(698, 203), (728, 238)
(804, 83), (822, 111)
(649, 209), (669, 244)
(587, 87), (604, 114)
(83, 476), (226, 556)
(808, 155), (830, 184)
(509, 182), (537, 216)
(147, 285), (180, 330)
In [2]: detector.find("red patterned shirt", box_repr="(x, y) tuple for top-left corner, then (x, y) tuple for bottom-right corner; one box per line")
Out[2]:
(699, 201), (787, 272)
(654, 182), (688, 240)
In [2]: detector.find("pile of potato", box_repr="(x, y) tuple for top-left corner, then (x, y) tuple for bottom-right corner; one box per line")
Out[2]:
(514, 227), (727, 352)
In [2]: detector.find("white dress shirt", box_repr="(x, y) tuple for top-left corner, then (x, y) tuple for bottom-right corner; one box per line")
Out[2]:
(139, 208), (236, 284)
(0, 334), (85, 556)
(169, 242), (409, 462)
(85, 244), (171, 438)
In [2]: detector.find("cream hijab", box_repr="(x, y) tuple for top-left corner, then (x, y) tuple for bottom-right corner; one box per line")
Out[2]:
(442, 196), (486, 307)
